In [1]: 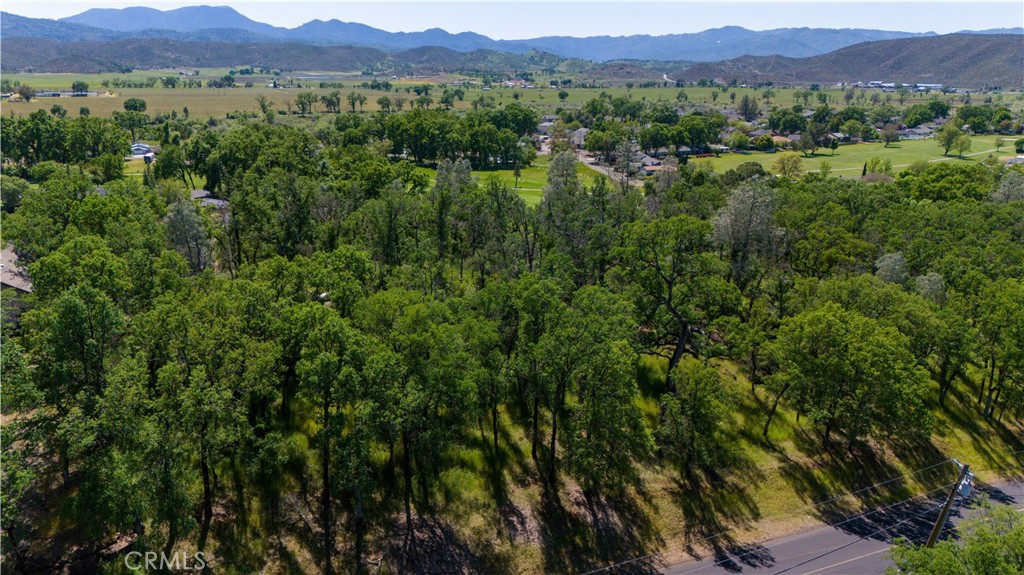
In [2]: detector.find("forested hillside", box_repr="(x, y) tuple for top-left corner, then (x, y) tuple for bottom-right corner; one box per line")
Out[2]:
(1, 97), (1023, 574)
(2, 31), (1021, 88)
(670, 34), (1024, 88)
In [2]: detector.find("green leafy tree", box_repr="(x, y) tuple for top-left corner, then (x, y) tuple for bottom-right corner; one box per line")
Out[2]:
(953, 134), (972, 158)
(15, 84), (37, 101)
(727, 130), (750, 151)
(166, 200), (212, 273)
(764, 304), (931, 447)
(111, 110), (149, 141)
(881, 124), (900, 147)
(659, 360), (733, 478)
(975, 279), (1024, 420)
(773, 151), (804, 178)
(887, 504), (1024, 575)
(510, 273), (570, 462)
(123, 97), (147, 112)
(936, 124), (964, 156)
(356, 289), (476, 532)
(613, 215), (739, 391)
(3, 174), (93, 260)
(537, 286), (634, 483)
(297, 309), (367, 575)
(296, 91), (317, 115)
(738, 94), (760, 122)
(563, 338), (653, 491)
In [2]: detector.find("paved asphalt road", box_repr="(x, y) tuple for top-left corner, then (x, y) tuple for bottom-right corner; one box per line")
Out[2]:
(661, 479), (1024, 575)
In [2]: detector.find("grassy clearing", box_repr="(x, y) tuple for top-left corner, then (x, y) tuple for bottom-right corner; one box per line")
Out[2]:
(692, 135), (1012, 176)
(414, 153), (604, 206)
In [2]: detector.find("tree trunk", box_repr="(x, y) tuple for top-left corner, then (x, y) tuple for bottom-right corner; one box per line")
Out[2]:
(60, 445), (71, 487)
(531, 393), (540, 462)
(763, 382), (790, 438)
(201, 443), (213, 523)
(979, 358), (995, 405)
(403, 431), (413, 533)
(492, 404), (500, 454)
(354, 484), (365, 574)
(985, 377), (1001, 419)
(548, 399), (559, 484)
(321, 400), (333, 575)
(199, 443), (213, 551)
(665, 326), (690, 392)
(938, 358), (951, 407)
(164, 455), (179, 558)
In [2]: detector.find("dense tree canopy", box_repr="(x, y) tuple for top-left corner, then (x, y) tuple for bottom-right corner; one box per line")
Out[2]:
(2, 91), (1023, 574)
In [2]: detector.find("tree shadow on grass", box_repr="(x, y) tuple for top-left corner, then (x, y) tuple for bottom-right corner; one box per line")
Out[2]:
(534, 481), (662, 575)
(667, 461), (769, 572)
(383, 515), (491, 575)
(778, 438), (916, 513)
(931, 377), (1024, 477)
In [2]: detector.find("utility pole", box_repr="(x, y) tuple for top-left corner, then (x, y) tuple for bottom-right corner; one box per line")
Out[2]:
(926, 463), (970, 548)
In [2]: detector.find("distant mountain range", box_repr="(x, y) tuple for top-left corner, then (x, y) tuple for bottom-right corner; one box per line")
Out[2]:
(667, 34), (1024, 88)
(3, 32), (1020, 89)
(0, 37), (588, 78)
(1, 5), (1020, 62)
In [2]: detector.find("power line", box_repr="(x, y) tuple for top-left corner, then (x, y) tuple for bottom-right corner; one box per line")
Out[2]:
(581, 458), (957, 575)
(671, 482), (955, 575)
(766, 499), (949, 575)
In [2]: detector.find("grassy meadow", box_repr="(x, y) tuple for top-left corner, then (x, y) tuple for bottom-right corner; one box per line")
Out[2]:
(691, 135), (1017, 176)
(5, 68), (1024, 120)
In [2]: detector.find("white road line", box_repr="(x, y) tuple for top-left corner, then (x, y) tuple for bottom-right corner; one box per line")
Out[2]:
(799, 547), (888, 575)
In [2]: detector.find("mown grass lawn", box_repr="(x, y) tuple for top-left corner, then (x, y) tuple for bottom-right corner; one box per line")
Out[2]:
(415, 153), (604, 206)
(691, 135), (1012, 176)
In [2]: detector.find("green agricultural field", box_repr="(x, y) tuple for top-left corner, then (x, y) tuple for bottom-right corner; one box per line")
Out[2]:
(688, 135), (1013, 176)
(5, 69), (1022, 120)
(1, 86), (394, 119)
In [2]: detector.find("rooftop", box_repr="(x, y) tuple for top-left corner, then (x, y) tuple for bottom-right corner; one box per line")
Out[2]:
(1, 245), (33, 293)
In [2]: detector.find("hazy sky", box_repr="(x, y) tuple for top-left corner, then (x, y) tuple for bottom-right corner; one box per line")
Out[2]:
(5, 1), (1023, 39)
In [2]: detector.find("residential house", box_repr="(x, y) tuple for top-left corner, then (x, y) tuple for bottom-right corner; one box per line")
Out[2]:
(899, 126), (934, 140)
(1, 245), (33, 293)
(570, 128), (589, 148)
(638, 154), (662, 167)
(192, 189), (230, 214)
(639, 164), (665, 176)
